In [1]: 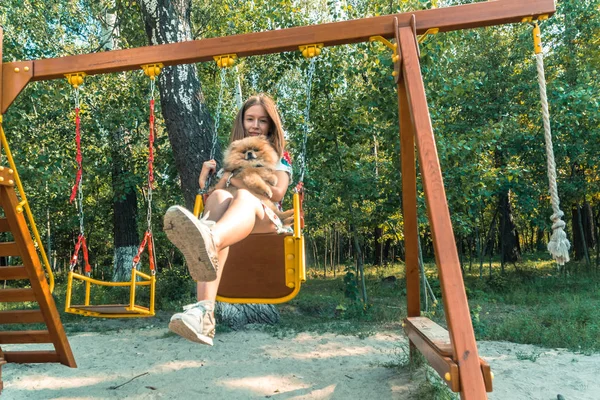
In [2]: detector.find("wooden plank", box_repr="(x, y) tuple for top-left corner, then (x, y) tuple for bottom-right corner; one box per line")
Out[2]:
(1, 60), (33, 114)
(397, 26), (486, 399)
(0, 288), (36, 302)
(0, 265), (28, 280)
(404, 320), (460, 392)
(0, 242), (20, 257)
(0, 186), (76, 367)
(0, 330), (51, 344)
(398, 33), (420, 318)
(3, 350), (60, 364)
(5, 0), (554, 84)
(0, 309), (45, 324)
(480, 359), (494, 392)
(405, 317), (453, 357)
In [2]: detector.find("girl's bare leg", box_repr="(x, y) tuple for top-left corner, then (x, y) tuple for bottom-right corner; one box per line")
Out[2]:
(197, 189), (275, 301)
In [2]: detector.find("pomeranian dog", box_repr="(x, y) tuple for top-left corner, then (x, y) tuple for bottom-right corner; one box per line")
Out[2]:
(223, 136), (294, 225)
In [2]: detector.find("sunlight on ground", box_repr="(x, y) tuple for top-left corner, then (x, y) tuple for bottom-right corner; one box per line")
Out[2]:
(9, 375), (109, 390)
(221, 375), (309, 395)
(150, 360), (205, 373)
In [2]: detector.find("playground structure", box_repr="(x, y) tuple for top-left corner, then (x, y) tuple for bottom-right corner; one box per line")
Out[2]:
(0, 0), (557, 398)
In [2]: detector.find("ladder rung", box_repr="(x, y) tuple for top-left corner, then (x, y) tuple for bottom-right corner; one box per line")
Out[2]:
(0, 218), (10, 233)
(0, 242), (20, 257)
(3, 350), (60, 364)
(0, 288), (36, 302)
(0, 265), (28, 280)
(0, 330), (52, 344)
(0, 309), (45, 324)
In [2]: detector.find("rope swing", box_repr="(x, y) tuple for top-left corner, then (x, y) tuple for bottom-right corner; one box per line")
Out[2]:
(531, 19), (570, 266)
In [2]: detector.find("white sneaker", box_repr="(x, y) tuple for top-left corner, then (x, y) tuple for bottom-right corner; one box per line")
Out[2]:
(163, 205), (218, 282)
(168, 300), (216, 346)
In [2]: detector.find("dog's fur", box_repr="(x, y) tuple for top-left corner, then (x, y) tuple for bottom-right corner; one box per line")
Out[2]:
(223, 136), (294, 225)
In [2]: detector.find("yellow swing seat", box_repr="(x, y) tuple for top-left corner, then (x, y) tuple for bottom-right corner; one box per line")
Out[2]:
(65, 268), (156, 318)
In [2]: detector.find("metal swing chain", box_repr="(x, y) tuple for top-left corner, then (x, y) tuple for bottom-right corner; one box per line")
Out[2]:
(74, 87), (86, 239)
(146, 78), (155, 235)
(200, 67), (228, 193)
(297, 57), (317, 186)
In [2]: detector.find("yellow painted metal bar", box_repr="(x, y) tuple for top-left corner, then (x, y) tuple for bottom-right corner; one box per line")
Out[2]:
(68, 271), (153, 286)
(65, 271), (74, 311)
(149, 275), (156, 314)
(128, 269), (137, 311)
(0, 116), (55, 292)
(85, 280), (91, 305)
(193, 194), (204, 217)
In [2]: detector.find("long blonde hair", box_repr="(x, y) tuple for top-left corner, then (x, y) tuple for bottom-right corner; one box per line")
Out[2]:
(230, 94), (286, 156)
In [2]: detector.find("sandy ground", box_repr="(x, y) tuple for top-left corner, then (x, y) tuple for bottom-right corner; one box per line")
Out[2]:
(2, 327), (599, 399)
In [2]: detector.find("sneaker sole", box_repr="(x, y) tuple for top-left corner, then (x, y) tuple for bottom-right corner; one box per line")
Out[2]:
(169, 319), (214, 346)
(164, 206), (217, 282)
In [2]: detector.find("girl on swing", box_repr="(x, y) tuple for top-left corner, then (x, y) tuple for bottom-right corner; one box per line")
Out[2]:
(163, 93), (292, 346)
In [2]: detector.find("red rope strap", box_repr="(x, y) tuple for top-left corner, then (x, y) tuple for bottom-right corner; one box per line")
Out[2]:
(133, 231), (155, 272)
(70, 234), (91, 274)
(69, 107), (82, 203)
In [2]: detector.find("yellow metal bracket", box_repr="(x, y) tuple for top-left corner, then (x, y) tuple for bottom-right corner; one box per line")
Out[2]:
(369, 36), (400, 77)
(418, 27), (439, 44)
(299, 44), (323, 59)
(213, 54), (237, 68)
(522, 15), (549, 55)
(141, 63), (164, 79)
(65, 72), (87, 88)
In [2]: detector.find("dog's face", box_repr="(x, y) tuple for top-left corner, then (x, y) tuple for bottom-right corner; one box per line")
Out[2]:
(223, 136), (279, 170)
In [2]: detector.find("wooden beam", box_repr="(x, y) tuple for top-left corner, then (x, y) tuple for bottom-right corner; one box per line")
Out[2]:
(397, 25), (486, 399)
(9, 0), (555, 83)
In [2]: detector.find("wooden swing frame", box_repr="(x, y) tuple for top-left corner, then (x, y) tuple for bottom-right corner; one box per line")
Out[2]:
(0, 1), (556, 398)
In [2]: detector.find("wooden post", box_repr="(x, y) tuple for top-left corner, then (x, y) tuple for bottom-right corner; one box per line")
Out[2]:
(398, 66), (420, 318)
(397, 25), (487, 399)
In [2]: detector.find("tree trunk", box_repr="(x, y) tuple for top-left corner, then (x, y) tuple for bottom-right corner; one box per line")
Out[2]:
(572, 203), (592, 268)
(374, 226), (383, 266)
(101, 7), (139, 281)
(111, 127), (139, 281)
(140, 0), (219, 209)
(498, 190), (521, 270)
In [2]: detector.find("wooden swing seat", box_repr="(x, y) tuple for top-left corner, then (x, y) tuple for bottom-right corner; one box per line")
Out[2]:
(215, 192), (306, 304)
(403, 317), (493, 393)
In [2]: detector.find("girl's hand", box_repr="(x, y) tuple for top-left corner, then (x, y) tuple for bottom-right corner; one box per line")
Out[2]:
(199, 159), (217, 188)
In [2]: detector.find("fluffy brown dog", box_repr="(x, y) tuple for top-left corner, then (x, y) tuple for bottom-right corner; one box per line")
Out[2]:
(223, 136), (294, 225)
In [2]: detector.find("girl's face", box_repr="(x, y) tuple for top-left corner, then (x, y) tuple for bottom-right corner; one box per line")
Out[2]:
(243, 104), (271, 138)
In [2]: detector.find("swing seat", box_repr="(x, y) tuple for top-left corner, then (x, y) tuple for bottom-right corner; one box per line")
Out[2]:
(65, 268), (156, 318)
(215, 192), (306, 304)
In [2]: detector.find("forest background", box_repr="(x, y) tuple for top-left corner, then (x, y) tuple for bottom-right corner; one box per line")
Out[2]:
(0, 0), (598, 348)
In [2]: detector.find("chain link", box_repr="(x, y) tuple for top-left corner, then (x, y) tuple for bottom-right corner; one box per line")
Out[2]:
(298, 58), (317, 184)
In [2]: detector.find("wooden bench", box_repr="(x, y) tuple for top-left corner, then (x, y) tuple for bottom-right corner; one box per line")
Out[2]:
(403, 317), (493, 392)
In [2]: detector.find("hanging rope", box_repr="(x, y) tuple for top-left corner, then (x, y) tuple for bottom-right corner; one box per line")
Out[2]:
(532, 21), (570, 266)
(66, 72), (92, 275)
(134, 64), (163, 273)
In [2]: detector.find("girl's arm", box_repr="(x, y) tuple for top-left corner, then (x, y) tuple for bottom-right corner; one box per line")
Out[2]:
(269, 170), (289, 203)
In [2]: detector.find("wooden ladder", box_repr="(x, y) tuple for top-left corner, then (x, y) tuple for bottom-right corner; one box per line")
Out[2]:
(0, 167), (76, 392)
